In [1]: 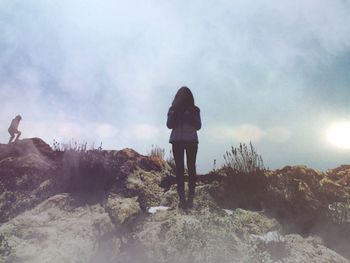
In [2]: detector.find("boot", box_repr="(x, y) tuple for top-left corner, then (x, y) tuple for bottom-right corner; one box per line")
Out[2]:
(178, 195), (187, 209)
(187, 189), (195, 209)
(186, 198), (193, 209)
(177, 183), (186, 209)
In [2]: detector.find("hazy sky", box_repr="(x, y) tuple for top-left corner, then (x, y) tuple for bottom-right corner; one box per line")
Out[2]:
(1, 0), (350, 173)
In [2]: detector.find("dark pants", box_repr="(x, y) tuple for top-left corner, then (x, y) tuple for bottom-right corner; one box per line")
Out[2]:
(8, 128), (21, 144)
(172, 142), (198, 201)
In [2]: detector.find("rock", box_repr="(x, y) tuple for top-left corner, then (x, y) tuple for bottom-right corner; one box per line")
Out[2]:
(125, 169), (165, 210)
(1, 188), (347, 263)
(0, 151), (57, 223)
(58, 148), (168, 194)
(0, 139), (169, 222)
(107, 148), (166, 175)
(231, 208), (281, 236)
(320, 177), (350, 202)
(0, 194), (116, 263)
(1, 138), (350, 262)
(264, 166), (333, 229)
(327, 165), (350, 187)
(130, 184), (348, 263)
(133, 202), (248, 262)
(269, 165), (349, 223)
(159, 185), (179, 208)
(0, 138), (54, 160)
(105, 193), (141, 226)
(282, 234), (348, 263)
(249, 232), (349, 263)
(258, 231), (286, 244)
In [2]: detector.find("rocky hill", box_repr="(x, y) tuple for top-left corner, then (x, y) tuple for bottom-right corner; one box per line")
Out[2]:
(0, 138), (349, 263)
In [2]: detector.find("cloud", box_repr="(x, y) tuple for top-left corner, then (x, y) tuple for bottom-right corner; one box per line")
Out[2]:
(209, 124), (290, 144)
(265, 126), (292, 143)
(231, 124), (264, 143)
(1, 0), (349, 172)
(21, 121), (119, 144)
(93, 124), (118, 139)
(131, 124), (161, 140)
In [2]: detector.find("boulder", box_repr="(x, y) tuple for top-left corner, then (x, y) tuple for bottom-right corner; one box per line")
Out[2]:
(264, 166), (330, 229)
(1, 139), (350, 262)
(327, 165), (350, 187)
(105, 193), (141, 226)
(0, 138), (54, 160)
(0, 194), (117, 263)
(130, 185), (348, 263)
(0, 142), (58, 223)
(125, 169), (165, 210)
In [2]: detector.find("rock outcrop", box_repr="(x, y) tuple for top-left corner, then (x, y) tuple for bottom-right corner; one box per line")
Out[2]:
(0, 139), (349, 263)
(0, 139), (168, 223)
(0, 139), (58, 224)
(264, 166), (350, 231)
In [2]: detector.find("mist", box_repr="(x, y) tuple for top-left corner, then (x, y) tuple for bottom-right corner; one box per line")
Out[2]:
(1, 0), (350, 172)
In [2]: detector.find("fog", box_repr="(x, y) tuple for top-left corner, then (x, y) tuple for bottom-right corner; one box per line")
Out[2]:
(1, 0), (350, 172)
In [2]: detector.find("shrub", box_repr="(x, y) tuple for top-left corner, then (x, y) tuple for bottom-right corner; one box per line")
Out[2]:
(148, 145), (165, 160)
(221, 142), (267, 210)
(224, 142), (265, 176)
(53, 140), (116, 193)
(148, 146), (176, 173)
(52, 139), (102, 153)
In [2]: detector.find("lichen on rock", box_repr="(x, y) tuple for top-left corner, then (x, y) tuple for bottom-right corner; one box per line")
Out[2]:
(0, 139), (350, 263)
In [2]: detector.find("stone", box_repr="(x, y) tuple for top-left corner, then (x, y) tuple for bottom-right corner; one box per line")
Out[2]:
(105, 193), (141, 226)
(1, 138), (350, 263)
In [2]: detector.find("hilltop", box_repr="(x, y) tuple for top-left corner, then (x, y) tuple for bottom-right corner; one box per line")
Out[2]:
(0, 138), (349, 263)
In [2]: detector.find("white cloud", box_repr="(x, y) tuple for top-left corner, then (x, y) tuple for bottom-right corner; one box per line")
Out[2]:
(209, 124), (263, 143)
(232, 124), (264, 142)
(265, 126), (291, 143)
(131, 124), (161, 140)
(1, 0), (349, 172)
(93, 123), (118, 139)
(20, 121), (119, 144)
(209, 124), (290, 144)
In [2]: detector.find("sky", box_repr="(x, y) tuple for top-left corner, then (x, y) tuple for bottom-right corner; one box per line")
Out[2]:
(1, 0), (350, 173)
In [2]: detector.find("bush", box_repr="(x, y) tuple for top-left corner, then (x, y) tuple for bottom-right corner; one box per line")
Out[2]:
(221, 142), (267, 210)
(53, 140), (117, 193)
(52, 140), (102, 153)
(224, 142), (265, 176)
(148, 146), (176, 173)
(148, 145), (165, 160)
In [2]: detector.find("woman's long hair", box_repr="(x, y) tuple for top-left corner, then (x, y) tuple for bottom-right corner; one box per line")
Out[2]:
(172, 86), (195, 109)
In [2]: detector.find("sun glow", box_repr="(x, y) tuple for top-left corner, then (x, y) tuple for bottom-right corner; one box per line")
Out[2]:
(326, 122), (350, 149)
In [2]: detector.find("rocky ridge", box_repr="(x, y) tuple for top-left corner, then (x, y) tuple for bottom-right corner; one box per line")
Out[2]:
(0, 138), (349, 263)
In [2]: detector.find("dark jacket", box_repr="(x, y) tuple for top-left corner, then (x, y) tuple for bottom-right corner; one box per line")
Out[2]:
(167, 106), (201, 143)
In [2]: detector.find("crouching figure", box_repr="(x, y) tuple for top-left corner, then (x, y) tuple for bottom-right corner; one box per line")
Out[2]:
(8, 115), (22, 144)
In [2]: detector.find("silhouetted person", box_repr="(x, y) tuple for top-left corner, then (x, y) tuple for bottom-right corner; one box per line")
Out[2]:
(8, 115), (22, 144)
(167, 87), (201, 209)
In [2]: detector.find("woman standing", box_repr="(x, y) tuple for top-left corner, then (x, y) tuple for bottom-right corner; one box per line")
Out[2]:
(167, 87), (201, 209)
